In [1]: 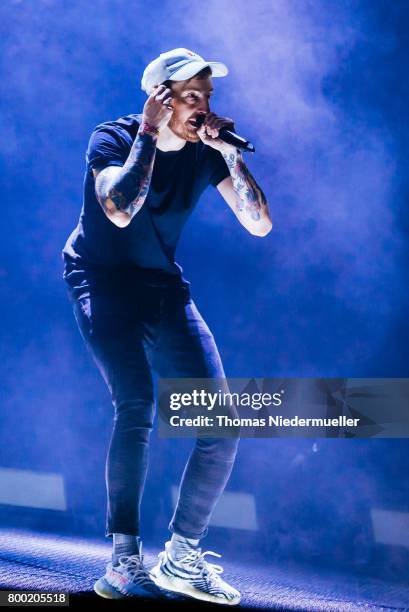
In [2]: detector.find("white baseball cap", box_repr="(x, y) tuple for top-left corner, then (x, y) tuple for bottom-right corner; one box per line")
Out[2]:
(141, 47), (228, 95)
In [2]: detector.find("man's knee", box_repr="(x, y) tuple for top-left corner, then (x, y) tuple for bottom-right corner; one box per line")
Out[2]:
(113, 398), (155, 431)
(195, 436), (239, 462)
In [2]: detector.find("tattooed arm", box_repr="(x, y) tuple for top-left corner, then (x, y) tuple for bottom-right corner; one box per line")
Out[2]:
(219, 148), (272, 236)
(197, 115), (272, 237)
(93, 126), (158, 228)
(92, 84), (174, 228)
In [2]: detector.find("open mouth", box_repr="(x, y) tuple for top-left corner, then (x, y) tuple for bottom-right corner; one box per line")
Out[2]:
(188, 115), (206, 129)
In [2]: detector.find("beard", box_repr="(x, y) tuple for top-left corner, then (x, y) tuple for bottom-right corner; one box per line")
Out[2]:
(167, 115), (201, 143)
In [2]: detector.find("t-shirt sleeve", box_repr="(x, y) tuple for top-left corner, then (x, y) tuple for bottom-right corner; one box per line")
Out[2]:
(208, 148), (231, 188)
(86, 125), (131, 171)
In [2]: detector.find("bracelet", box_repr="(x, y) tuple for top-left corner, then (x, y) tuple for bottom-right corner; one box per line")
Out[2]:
(138, 122), (159, 137)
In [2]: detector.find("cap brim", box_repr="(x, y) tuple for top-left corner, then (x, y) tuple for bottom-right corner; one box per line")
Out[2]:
(170, 60), (228, 82)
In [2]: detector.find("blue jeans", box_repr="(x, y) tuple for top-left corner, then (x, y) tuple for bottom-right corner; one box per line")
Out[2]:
(64, 266), (239, 540)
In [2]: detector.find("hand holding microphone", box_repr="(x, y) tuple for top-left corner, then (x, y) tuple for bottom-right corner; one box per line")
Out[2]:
(196, 112), (255, 153)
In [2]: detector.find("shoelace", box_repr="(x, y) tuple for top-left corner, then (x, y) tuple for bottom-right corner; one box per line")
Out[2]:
(168, 547), (225, 585)
(117, 544), (154, 587)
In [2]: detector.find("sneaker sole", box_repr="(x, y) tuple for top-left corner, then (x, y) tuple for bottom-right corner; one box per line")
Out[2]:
(150, 567), (241, 606)
(94, 577), (126, 599)
(94, 575), (168, 600)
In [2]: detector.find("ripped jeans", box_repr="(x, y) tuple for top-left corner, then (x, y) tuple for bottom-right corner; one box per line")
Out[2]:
(64, 266), (239, 540)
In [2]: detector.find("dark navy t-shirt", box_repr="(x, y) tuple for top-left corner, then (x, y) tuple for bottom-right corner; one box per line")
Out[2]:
(62, 113), (230, 287)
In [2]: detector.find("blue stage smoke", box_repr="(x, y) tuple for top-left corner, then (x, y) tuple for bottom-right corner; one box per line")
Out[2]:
(0, 0), (408, 583)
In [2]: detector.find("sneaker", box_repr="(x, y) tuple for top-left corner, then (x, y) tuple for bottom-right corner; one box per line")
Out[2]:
(94, 544), (165, 599)
(150, 541), (241, 606)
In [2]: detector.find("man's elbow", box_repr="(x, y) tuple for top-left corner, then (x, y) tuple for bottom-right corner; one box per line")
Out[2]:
(108, 212), (132, 228)
(103, 195), (133, 228)
(250, 218), (273, 237)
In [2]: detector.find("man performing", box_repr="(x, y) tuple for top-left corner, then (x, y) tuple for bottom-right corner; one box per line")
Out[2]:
(62, 48), (272, 605)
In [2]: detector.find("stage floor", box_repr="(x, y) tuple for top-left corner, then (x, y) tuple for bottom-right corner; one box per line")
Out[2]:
(0, 528), (407, 611)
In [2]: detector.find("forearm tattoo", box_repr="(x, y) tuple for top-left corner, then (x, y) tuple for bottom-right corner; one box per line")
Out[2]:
(106, 129), (157, 218)
(222, 150), (267, 221)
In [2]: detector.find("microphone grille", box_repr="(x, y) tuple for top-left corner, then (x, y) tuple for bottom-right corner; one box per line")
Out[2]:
(194, 114), (206, 128)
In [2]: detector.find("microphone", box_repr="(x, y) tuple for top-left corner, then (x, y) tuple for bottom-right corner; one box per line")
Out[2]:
(194, 115), (255, 153)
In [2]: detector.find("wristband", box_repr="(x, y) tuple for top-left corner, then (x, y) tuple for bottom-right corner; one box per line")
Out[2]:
(138, 122), (159, 137)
